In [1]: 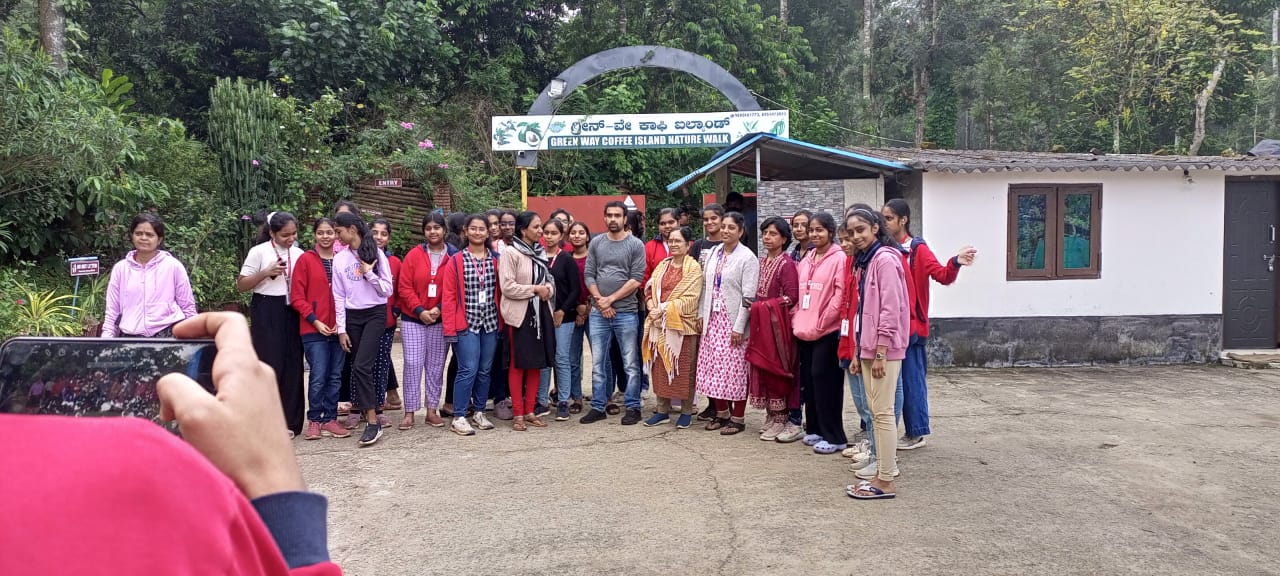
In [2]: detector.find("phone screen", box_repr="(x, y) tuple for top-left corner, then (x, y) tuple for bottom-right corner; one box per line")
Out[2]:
(0, 338), (217, 430)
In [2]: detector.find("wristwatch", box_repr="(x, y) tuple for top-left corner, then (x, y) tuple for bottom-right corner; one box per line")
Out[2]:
(875, 352), (886, 360)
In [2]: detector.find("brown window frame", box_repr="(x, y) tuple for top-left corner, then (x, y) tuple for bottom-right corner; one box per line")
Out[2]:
(1006, 184), (1102, 281)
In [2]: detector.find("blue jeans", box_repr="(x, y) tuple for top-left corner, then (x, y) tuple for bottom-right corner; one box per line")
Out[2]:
(302, 333), (345, 423)
(453, 328), (498, 416)
(542, 319), (583, 404)
(588, 310), (642, 411)
(843, 359), (903, 460)
(901, 335), (931, 437)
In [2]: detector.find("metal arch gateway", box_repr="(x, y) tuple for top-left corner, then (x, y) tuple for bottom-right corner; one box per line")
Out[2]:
(514, 45), (762, 169)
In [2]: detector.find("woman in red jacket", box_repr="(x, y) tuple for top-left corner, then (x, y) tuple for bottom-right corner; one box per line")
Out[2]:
(880, 199), (976, 450)
(396, 213), (457, 429)
(643, 207), (680, 289)
(439, 214), (503, 436)
(290, 218), (350, 440)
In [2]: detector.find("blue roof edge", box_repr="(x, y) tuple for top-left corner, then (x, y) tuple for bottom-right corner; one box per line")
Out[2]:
(666, 133), (910, 191)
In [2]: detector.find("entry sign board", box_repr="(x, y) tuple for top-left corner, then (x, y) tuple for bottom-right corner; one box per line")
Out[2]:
(375, 178), (403, 187)
(69, 256), (99, 277)
(491, 110), (789, 151)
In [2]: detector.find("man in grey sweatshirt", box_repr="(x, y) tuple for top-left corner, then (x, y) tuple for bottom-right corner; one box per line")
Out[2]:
(581, 201), (647, 425)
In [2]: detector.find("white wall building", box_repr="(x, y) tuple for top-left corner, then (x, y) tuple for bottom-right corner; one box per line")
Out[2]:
(853, 148), (1280, 366)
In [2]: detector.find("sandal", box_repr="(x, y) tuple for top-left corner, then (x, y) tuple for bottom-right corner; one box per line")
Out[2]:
(569, 400), (583, 414)
(720, 420), (746, 436)
(846, 483), (896, 500)
(526, 415), (547, 428)
(813, 441), (848, 455)
(704, 418), (725, 432)
(512, 416), (527, 432)
(606, 403), (621, 416)
(397, 414), (415, 430)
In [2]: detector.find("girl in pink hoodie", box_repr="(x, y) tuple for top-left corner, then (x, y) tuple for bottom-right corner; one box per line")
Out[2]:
(844, 206), (910, 501)
(102, 213), (198, 338)
(790, 212), (849, 455)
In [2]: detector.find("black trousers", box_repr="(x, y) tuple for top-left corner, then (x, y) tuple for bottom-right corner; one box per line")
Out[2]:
(339, 352), (352, 403)
(444, 350), (457, 409)
(799, 331), (846, 446)
(489, 331), (509, 403)
(250, 294), (305, 434)
(345, 305), (387, 411)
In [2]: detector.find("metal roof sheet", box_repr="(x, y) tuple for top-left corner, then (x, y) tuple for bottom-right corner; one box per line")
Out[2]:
(848, 147), (1280, 174)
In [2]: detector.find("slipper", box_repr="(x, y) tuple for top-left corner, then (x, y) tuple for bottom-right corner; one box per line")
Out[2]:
(813, 441), (847, 455)
(801, 434), (824, 446)
(846, 484), (896, 500)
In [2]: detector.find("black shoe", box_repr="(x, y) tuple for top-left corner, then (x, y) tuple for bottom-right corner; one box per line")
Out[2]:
(579, 409), (607, 424)
(358, 423), (383, 446)
(621, 408), (643, 426)
(534, 403), (551, 418)
(696, 405), (717, 421)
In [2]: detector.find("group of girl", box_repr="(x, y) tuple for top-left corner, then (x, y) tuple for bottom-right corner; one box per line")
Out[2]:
(101, 197), (974, 500)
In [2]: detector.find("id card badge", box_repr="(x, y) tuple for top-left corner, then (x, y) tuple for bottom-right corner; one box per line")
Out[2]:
(840, 319), (850, 337)
(801, 293), (812, 310)
(478, 289), (488, 305)
(854, 314), (861, 335)
(428, 284), (438, 298)
(713, 298), (723, 312)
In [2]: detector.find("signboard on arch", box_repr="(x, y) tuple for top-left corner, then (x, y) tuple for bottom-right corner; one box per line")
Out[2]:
(491, 110), (789, 151)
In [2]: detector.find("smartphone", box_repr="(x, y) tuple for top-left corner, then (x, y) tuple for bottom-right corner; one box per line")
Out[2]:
(0, 337), (217, 431)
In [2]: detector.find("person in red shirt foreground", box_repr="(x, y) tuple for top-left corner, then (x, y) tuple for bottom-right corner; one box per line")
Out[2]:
(880, 199), (976, 451)
(0, 312), (343, 575)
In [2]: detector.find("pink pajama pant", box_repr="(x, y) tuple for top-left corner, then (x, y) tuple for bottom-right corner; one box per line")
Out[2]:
(401, 321), (446, 412)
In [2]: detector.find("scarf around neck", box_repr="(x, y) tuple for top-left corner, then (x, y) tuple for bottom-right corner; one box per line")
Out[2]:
(513, 236), (550, 285)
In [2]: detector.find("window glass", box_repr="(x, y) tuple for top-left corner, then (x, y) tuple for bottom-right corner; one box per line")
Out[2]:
(1062, 193), (1092, 269)
(1016, 193), (1047, 270)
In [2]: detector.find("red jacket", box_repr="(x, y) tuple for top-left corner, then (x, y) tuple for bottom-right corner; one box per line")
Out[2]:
(397, 243), (458, 325)
(385, 254), (402, 328)
(902, 237), (961, 338)
(290, 250), (336, 337)
(0, 415), (343, 576)
(440, 249), (504, 338)
(838, 257), (859, 361)
(643, 238), (669, 293)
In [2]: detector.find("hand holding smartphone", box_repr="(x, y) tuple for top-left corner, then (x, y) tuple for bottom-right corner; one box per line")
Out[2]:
(0, 313), (305, 500)
(0, 336), (216, 430)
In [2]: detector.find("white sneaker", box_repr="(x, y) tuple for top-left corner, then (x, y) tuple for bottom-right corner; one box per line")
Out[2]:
(854, 460), (900, 480)
(451, 417), (475, 436)
(842, 440), (870, 458)
(898, 435), (927, 450)
(471, 413), (495, 430)
(848, 453), (874, 471)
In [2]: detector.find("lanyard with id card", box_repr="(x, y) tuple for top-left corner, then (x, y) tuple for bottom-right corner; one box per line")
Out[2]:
(713, 246), (732, 312)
